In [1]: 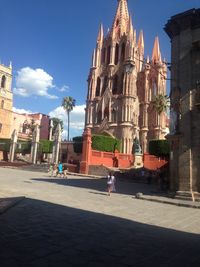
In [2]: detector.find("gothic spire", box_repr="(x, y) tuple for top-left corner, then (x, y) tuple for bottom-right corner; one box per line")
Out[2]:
(110, 0), (130, 38)
(97, 24), (104, 45)
(128, 15), (134, 40)
(138, 30), (144, 54)
(152, 37), (162, 63)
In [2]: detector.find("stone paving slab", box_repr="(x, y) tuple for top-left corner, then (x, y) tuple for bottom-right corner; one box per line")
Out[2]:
(0, 168), (200, 266)
(9, 164), (200, 209)
(0, 198), (200, 267)
(0, 196), (25, 214)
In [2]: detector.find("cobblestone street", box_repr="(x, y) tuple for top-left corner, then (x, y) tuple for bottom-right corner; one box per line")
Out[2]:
(0, 167), (200, 266)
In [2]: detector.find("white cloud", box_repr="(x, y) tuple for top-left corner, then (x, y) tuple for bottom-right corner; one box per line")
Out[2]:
(12, 107), (35, 114)
(13, 67), (58, 99)
(49, 104), (85, 138)
(59, 85), (70, 92)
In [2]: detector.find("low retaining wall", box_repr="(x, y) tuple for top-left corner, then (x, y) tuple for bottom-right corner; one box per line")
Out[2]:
(143, 153), (168, 170)
(90, 150), (134, 168)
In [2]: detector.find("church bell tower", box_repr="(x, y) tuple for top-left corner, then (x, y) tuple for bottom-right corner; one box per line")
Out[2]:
(0, 62), (13, 138)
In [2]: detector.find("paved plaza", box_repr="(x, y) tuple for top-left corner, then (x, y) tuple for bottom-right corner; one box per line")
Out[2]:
(0, 167), (200, 266)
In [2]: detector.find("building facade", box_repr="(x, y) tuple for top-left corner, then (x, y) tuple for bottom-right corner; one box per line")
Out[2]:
(11, 112), (50, 141)
(85, 0), (168, 154)
(0, 62), (13, 139)
(0, 61), (50, 143)
(165, 9), (200, 200)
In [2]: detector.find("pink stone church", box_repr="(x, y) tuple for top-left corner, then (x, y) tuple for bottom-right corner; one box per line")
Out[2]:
(85, 0), (168, 154)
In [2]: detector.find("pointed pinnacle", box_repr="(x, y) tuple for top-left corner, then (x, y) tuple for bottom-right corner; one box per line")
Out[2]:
(152, 36), (162, 63)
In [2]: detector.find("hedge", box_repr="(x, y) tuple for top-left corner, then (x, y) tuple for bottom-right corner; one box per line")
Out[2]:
(92, 134), (121, 152)
(15, 141), (31, 154)
(73, 136), (83, 154)
(0, 138), (54, 154)
(149, 139), (170, 157)
(39, 140), (53, 153)
(0, 138), (11, 152)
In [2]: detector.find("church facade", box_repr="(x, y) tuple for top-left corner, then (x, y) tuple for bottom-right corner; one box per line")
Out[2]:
(85, 0), (168, 154)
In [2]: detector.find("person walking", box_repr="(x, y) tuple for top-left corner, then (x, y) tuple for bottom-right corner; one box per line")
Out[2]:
(107, 172), (116, 196)
(57, 162), (63, 177)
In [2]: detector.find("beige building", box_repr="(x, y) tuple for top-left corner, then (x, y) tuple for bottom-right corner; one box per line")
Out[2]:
(165, 8), (200, 200)
(0, 62), (13, 139)
(11, 112), (50, 141)
(85, 0), (168, 154)
(0, 61), (50, 142)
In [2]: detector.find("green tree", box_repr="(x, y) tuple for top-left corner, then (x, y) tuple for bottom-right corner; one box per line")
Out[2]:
(62, 96), (76, 141)
(51, 117), (64, 136)
(151, 94), (170, 139)
(151, 94), (170, 115)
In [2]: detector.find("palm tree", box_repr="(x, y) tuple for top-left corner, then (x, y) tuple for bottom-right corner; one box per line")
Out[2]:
(62, 96), (76, 141)
(151, 94), (170, 115)
(51, 117), (64, 136)
(151, 94), (170, 139)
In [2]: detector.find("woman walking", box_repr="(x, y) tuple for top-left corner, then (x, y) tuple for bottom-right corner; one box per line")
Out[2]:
(107, 172), (116, 196)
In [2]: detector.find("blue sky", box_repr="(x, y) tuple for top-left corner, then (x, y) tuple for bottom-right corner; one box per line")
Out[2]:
(1, 0), (200, 138)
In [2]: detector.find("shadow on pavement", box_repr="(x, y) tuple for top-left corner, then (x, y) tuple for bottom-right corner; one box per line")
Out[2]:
(0, 197), (200, 267)
(0, 197), (25, 214)
(31, 177), (157, 197)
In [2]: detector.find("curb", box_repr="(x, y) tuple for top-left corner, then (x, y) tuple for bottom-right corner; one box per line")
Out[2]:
(135, 196), (200, 209)
(0, 196), (25, 215)
(67, 172), (104, 179)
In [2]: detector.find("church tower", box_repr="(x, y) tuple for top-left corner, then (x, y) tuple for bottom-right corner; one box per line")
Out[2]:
(0, 62), (13, 138)
(85, 0), (168, 154)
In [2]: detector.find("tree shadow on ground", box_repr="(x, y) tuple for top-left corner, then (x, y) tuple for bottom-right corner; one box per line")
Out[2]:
(0, 197), (200, 267)
(31, 176), (157, 197)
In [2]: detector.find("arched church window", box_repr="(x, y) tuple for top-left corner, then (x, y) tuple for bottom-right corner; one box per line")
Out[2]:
(1, 75), (6, 88)
(149, 87), (152, 102)
(104, 107), (109, 119)
(89, 79), (93, 99)
(115, 43), (119, 65)
(153, 81), (157, 96)
(112, 75), (118, 95)
(107, 46), (111, 65)
(101, 47), (106, 64)
(121, 43), (126, 62)
(96, 77), (101, 97)
(102, 76), (108, 95)
(119, 72), (124, 94)
(112, 108), (117, 123)
(97, 111), (102, 123)
(1, 100), (4, 109)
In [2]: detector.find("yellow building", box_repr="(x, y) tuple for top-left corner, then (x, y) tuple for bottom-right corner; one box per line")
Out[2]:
(0, 62), (13, 139)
